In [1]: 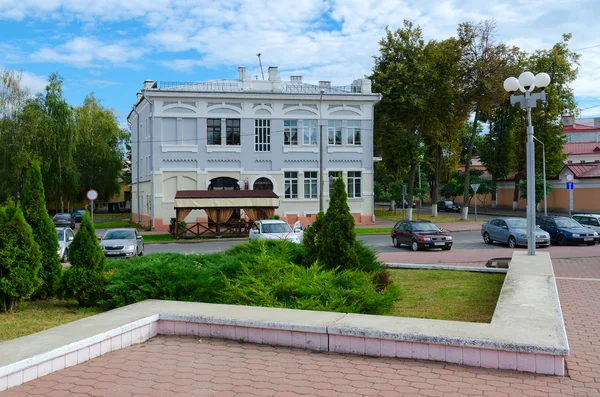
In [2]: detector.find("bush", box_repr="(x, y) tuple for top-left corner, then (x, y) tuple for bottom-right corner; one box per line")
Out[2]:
(62, 211), (106, 307)
(319, 176), (359, 270)
(21, 160), (62, 299)
(219, 246), (400, 315)
(0, 201), (42, 312)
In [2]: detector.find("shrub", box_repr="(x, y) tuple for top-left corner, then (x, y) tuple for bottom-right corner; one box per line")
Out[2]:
(319, 176), (359, 270)
(219, 246), (400, 315)
(354, 240), (385, 272)
(21, 160), (62, 299)
(0, 201), (42, 312)
(303, 211), (323, 266)
(61, 211), (106, 307)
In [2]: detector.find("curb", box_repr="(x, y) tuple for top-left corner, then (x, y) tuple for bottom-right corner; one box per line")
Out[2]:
(144, 237), (247, 245)
(386, 262), (507, 273)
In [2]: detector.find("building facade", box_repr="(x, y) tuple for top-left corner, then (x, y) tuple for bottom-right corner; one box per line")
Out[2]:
(128, 67), (381, 231)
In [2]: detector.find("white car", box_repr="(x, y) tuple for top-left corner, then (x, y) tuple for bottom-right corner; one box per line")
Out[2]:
(249, 220), (304, 244)
(572, 214), (600, 233)
(99, 228), (145, 257)
(56, 227), (74, 263)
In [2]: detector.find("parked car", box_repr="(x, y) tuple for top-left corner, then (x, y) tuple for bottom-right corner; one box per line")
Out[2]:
(481, 217), (550, 248)
(56, 227), (74, 263)
(52, 213), (75, 229)
(395, 199), (416, 209)
(71, 209), (84, 222)
(99, 228), (144, 257)
(249, 220), (304, 244)
(536, 216), (599, 246)
(437, 200), (461, 212)
(391, 220), (453, 251)
(572, 214), (600, 233)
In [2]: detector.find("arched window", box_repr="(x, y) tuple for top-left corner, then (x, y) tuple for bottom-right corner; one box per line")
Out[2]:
(208, 177), (239, 190)
(253, 177), (274, 191)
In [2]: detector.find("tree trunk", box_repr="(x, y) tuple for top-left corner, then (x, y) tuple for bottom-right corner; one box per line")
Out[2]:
(462, 103), (481, 220)
(513, 177), (520, 210)
(492, 174), (497, 208)
(432, 144), (442, 217)
(407, 163), (417, 220)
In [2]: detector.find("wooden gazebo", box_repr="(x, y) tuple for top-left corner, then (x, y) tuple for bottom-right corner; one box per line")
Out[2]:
(173, 190), (279, 237)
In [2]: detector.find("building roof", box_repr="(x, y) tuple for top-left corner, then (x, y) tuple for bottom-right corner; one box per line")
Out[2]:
(563, 143), (600, 155)
(175, 190), (279, 199)
(564, 164), (600, 178)
(564, 124), (599, 132)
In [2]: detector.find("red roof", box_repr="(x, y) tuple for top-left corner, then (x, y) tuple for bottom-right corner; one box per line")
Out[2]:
(565, 164), (600, 178)
(563, 143), (600, 155)
(564, 124), (599, 131)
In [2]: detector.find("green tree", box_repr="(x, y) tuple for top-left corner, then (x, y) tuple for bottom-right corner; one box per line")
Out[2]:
(74, 94), (128, 201)
(0, 201), (42, 312)
(303, 211), (324, 266)
(61, 211), (106, 306)
(21, 160), (62, 298)
(319, 177), (359, 271)
(519, 175), (552, 207)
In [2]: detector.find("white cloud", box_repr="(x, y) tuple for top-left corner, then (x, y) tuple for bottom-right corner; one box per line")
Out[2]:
(19, 71), (48, 94)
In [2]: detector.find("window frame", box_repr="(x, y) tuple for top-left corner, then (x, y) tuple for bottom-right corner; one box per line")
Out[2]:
(328, 171), (341, 195)
(254, 119), (271, 152)
(284, 171), (298, 199)
(207, 118), (222, 145)
(327, 120), (342, 145)
(303, 171), (318, 199)
(303, 120), (318, 145)
(283, 120), (298, 146)
(226, 119), (241, 146)
(347, 120), (361, 145)
(347, 171), (362, 198)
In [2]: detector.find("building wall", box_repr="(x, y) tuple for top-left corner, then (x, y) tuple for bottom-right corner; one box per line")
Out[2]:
(566, 131), (600, 143)
(130, 91), (379, 230)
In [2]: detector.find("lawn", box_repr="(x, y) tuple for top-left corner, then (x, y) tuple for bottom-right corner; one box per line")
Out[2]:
(355, 227), (390, 235)
(93, 219), (146, 230)
(0, 299), (104, 342)
(388, 269), (505, 323)
(375, 209), (476, 223)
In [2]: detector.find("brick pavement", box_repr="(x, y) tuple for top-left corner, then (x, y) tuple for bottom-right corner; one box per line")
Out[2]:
(3, 258), (600, 397)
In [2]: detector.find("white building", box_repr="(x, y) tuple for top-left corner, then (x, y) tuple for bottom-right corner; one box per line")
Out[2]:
(128, 66), (381, 231)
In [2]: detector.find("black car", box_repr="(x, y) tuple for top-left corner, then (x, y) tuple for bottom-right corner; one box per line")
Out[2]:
(536, 216), (599, 246)
(391, 220), (453, 251)
(437, 200), (461, 212)
(71, 209), (84, 222)
(53, 213), (76, 229)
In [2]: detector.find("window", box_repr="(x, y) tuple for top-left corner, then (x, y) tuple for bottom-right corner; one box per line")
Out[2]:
(226, 119), (240, 145)
(328, 120), (342, 145)
(347, 171), (362, 198)
(284, 120), (298, 145)
(329, 171), (341, 195)
(303, 120), (318, 145)
(253, 177), (273, 191)
(254, 119), (271, 151)
(347, 120), (361, 145)
(209, 177), (239, 190)
(284, 172), (298, 199)
(304, 171), (318, 199)
(207, 118), (221, 145)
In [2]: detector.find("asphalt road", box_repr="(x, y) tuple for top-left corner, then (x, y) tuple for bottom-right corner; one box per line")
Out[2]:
(144, 230), (515, 255)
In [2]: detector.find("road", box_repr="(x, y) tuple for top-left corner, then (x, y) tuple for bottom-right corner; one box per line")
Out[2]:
(144, 230), (525, 255)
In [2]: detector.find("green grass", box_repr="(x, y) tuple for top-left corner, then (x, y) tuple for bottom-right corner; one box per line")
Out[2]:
(388, 269), (505, 323)
(0, 299), (104, 342)
(92, 213), (131, 219)
(355, 228), (391, 235)
(375, 210), (478, 223)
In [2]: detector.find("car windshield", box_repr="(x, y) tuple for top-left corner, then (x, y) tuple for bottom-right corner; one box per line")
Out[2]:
(555, 219), (582, 228)
(262, 223), (292, 233)
(103, 230), (135, 240)
(506, 219), (527, 228)
(412, 223), (440, 232)
(444, 201), (454, 205)
(56, 230), (64, 240)
(55, 214), (70, 219)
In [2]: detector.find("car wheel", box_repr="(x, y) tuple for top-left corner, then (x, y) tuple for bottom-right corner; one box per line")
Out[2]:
(139, 244), (144, 256)
(557, 234), (567, 246)
(61, 249), (67, 263)
(392, 236), (400, 248)
(508, 236), (517, 249)
(411, 240), (420, 252)
(483, 232), (493, 245)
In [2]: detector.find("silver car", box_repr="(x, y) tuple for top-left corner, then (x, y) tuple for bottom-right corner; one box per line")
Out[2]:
(481, 217), (550, 248)
(99, 228), (144, 258)
(249, 220), (304, 244)
(572, 214), (600, 233)
(56, 227), (74, 263)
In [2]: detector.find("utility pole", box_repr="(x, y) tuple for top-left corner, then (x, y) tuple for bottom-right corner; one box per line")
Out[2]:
(319, 90), (325, 213)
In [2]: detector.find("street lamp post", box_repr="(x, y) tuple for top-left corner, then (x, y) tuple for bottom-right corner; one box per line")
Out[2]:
(533, 136), (547, 216)
(503, 72), (551, 256)
(319, 90), (325, 213)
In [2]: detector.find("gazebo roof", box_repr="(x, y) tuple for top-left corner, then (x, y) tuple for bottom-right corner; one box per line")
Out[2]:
(174, 190), (279, 209)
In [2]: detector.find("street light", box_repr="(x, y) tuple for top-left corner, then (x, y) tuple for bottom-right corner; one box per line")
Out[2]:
(319, 90), (325, 213)
(504, 71), (551, 256)
(533, 136), (547, 216)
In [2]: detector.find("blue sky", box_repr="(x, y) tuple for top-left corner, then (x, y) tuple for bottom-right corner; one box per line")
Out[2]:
(1, 0), (600, 126)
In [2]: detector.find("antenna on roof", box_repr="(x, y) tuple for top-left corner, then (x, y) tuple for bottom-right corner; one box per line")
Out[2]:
(257, 53), (265, 80)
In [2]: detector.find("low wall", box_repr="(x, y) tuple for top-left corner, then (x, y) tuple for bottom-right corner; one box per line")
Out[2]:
(0, 251), (568, 392)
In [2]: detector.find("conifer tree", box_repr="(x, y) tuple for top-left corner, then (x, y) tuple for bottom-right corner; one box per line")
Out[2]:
(62, 211), (105, 306)
(0, 201), (42, 312)
(21, 160), (62, 298)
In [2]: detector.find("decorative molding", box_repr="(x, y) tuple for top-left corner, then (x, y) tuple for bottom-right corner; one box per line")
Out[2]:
(328, 147), (363, 154)
(304, 104), (318, 110)
(207, 102), (221, 107)
(224, 102), (242, 109)
(162, 158), (197, 163)
(283, 147), (319, 153)
(162, 101), (177, 106)
(181, 102), (196, 107)
(206, 146), (241, 153)
(161, 145), (198, 153)
(283, 103), (300, 110)
(254, 159), (272, 163)
(328, 104), (342, 110)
